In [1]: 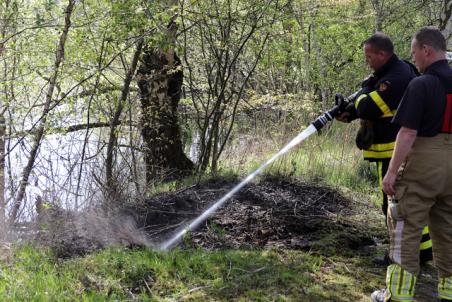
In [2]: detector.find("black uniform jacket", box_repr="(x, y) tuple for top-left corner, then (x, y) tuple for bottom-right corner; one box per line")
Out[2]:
(352, 54), (417, 161)
(394, 60), (452, 136)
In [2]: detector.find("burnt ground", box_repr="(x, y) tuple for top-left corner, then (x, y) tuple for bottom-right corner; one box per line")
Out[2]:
(127, 175), (382, 255)
(35, 175), (383, 257)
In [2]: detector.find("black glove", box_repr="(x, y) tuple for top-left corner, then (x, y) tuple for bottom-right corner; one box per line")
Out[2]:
(334, 93), (348, 115)
(343, 101), (358, 122)
(335, 94), (358, 123)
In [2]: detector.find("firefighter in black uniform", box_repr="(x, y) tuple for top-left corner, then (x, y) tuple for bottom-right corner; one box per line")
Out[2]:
(336, 32), (433, 264)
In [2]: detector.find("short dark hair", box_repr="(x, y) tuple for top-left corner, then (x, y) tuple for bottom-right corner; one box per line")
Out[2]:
(414, 26), (446, 51)
(363, 32), (394, 54)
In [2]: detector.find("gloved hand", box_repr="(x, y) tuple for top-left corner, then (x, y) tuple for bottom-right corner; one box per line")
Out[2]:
(335, 93), (349, 122)
(334, 93), (347, 114)
(335, 94), (357, 123)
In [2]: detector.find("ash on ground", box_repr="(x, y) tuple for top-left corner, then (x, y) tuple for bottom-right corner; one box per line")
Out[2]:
(32, 176), (384, 257)
(129, 176), (382, 254)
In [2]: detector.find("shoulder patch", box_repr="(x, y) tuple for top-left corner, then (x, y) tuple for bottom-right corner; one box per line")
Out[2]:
(378, 80), (391, 92)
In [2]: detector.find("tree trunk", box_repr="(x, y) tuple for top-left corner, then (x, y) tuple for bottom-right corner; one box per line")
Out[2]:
(312, 23), (329, 109)
(0, 115), (5, 226)
(371, 0), (384, 32)
(440, 0), (452, 49)
(137, 21), (193, 183)
(0, 0), (13, 229)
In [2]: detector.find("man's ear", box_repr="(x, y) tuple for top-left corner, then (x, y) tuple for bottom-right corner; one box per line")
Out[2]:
(422, 44), (431, 56)
(378, 50), (387, 58)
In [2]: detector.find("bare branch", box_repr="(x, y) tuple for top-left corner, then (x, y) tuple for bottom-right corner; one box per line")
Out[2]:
(10, 0), (77, 224)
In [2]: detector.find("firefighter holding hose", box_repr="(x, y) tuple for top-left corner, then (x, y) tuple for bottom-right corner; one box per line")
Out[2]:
(335, 32), (433, 265)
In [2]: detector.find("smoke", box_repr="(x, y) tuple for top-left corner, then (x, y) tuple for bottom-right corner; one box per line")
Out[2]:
(33, 206), (158, 257)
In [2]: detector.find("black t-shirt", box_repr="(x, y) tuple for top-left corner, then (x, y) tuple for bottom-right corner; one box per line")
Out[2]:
(393, 60), (452, 137)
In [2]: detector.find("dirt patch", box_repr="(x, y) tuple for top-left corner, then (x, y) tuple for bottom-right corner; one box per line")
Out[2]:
(129, 176), (380, 254)
(32, 175), (382, 257)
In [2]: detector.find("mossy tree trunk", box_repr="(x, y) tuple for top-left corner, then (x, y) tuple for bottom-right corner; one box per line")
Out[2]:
(440, 0), (452, 49)
(137, 20), (193, 183)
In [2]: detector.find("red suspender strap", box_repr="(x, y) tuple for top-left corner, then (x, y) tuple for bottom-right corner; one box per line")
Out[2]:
(442, 94), (452, 133)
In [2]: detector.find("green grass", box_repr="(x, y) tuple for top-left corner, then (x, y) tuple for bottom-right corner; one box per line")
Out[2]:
(269, 123), (379, 192)
(0, 245), (386, 301)
(218, 119), (381, 205)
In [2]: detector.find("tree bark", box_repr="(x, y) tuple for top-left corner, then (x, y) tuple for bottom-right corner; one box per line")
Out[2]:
(371, 0), (384, 32)
(0, 116), (5, 226)
(440, 0), (452, 49)
(137, 20), (194, 183)
(372, 0), (384, 31)
(0, 0), (13, 229)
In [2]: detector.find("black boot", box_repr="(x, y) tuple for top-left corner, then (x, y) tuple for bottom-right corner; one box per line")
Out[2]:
(420, 247), (433, 265)
(373, 252), (391, 266)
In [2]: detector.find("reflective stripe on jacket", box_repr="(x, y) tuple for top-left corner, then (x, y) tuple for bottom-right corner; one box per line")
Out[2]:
(354, 55), (417, 161)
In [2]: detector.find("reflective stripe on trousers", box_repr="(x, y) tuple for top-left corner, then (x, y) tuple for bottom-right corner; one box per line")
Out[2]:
(439, 276), (452, 300)
(386, 264), (416, 301)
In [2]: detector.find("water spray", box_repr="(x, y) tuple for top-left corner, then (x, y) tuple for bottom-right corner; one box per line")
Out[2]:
(159, 94), (350, 251)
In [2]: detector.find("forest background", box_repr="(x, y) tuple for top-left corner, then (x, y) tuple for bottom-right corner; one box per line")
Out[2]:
(0, 0), (451, 301)
(1, 0), (449, 223)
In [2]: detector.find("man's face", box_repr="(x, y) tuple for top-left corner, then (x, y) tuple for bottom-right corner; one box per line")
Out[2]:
(363, 43), (386, 71)
(411, 39), (427, 73)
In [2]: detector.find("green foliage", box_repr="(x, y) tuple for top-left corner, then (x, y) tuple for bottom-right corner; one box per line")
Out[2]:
(216, 102), (377, 196)
(243, 0), (441, 104)
(0, 0), (447, 258)
(0, 2), (444, 300)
